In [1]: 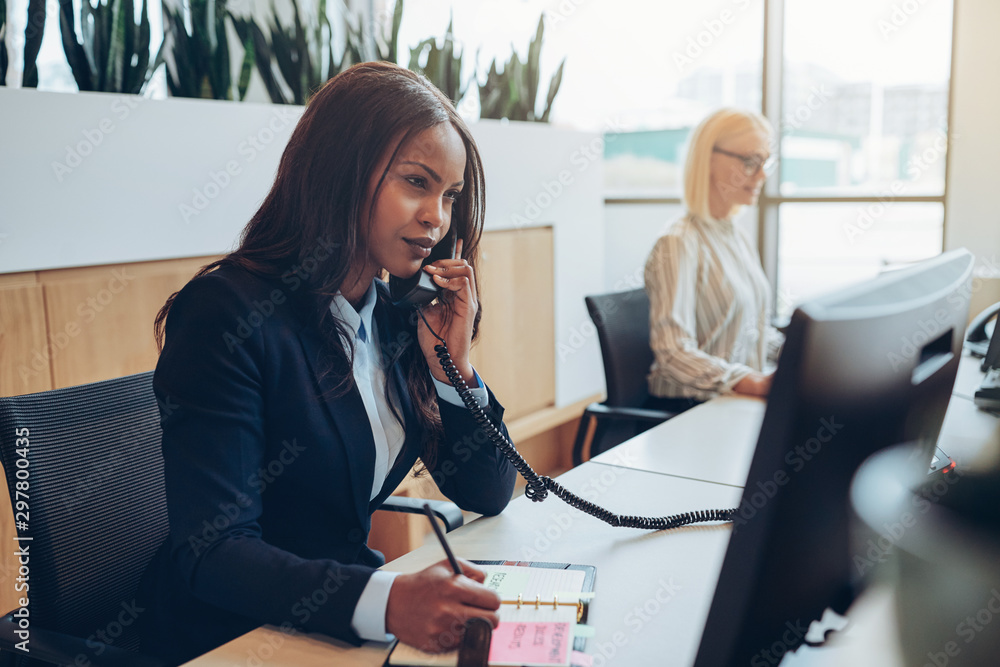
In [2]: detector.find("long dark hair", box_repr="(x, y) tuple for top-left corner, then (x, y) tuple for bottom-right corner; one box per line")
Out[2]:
(155, 61), (487, 465)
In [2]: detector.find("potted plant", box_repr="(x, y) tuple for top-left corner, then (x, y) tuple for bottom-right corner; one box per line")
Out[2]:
(59, 0), (154, 93)
(479, 15), (564, 123)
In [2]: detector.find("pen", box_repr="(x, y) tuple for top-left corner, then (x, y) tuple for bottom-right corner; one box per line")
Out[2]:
(422, 502), (463, 575)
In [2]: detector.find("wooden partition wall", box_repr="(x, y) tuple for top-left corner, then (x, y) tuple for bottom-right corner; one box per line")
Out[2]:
(0, 226), (594, 614)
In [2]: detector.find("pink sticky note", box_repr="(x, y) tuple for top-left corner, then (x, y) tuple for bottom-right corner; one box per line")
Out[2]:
(489, 621), (572, 665)
(570, 650), (593, 667)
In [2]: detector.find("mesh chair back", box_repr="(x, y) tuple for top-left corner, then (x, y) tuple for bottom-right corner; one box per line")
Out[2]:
(585, 288), (654, 408)
(0, 372), (167, 652)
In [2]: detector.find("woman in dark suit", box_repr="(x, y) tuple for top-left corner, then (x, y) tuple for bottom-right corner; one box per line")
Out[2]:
(137, 62), (517, 664)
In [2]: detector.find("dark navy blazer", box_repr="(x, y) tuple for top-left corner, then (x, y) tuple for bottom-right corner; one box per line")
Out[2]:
(137, 264), (516, 664)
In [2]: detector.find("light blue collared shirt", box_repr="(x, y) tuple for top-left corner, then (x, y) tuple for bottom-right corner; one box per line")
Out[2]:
(330, 281), (488, 642)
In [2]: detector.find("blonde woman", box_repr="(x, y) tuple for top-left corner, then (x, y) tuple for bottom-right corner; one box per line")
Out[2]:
(644, 108), (784, 412)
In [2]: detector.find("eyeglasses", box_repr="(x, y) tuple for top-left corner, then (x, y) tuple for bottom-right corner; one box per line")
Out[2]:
(713, 148), (776, 177)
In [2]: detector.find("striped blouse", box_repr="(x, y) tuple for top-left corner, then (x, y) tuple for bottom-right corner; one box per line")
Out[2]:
(644, 214), (783, 401)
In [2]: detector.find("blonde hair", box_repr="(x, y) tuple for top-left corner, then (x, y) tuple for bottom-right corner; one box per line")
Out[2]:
(683, 108), (773, 222)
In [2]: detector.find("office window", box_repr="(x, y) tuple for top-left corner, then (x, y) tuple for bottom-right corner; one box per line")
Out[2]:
(780, 0), (951, 196)
(773, 0), (954, 316)
(777, 202), (944, 313)
(394, 0), (764, 198)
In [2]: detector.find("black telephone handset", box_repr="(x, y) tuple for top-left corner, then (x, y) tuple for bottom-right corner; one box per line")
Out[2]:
(388, 229), (457, 309)
(965, 301), (1000, 361)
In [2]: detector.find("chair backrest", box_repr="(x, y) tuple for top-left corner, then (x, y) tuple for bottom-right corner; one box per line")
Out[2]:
(584, 288), (654, 408)
(0, 371), (167, 652)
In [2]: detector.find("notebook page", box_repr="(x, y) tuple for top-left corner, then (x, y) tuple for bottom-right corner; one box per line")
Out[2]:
(482, 566), (587, 600)
(387, 566), (588, 666)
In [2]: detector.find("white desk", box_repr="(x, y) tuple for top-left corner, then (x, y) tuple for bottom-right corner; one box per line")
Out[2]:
(185, 355), (998, 667)
(592, 353), (995, 488)
(590, 395), (765, 488)
(186, 463), (742, 667)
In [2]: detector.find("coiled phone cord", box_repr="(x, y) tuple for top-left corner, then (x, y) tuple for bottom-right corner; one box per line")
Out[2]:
(417, 308), (737, 531)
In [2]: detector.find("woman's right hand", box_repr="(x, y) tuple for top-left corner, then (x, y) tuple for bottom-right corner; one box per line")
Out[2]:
(732, 371), (774, 397)
(385, 559), (501, 653)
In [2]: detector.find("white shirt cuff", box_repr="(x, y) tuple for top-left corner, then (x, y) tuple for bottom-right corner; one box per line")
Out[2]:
(350, 570), (400, 642)
(432, 368), (490, 409)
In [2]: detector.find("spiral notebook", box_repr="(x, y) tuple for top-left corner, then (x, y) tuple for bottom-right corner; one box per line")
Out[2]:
(386, 560), (596, 667)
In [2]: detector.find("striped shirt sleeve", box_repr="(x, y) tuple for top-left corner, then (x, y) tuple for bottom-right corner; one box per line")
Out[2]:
(644, 231), (755, 399)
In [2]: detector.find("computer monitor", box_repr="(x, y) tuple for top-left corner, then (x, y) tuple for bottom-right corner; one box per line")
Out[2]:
(693, 249), (975, 666)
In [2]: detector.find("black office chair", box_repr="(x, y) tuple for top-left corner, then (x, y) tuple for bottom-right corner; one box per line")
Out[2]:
(571, 288), (678, 466)
(0, 372), (461, 667)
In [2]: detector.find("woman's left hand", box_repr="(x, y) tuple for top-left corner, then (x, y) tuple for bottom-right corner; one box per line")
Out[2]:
(417, 238), (479, 386)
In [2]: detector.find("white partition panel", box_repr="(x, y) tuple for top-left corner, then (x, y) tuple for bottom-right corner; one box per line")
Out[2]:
(0, 90), (604, 407)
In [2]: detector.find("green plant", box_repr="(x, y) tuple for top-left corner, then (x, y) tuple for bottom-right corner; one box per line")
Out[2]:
(241, 0), (362, 105)
(156, 0), (252, 100)
(58, 0), (153, 93)
(373, 0), (402, 63)
(479, 15), (564, 123)
(408, 16), (467, 106)
(22, 0), (46, 86)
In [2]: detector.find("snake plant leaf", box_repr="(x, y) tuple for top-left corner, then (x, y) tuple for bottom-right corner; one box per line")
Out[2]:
(479, 58), (500, 119)
(216, 2), (232, 98)
(236, 24), (252, 101)
(409, 15), (466, 105)
(540, 58), (564, 123)
(477, 13), (562, 123)
(131, 0), (151, 92)
(160, 0), (241, 100)
(22, 0), (46, 87)
(501, 51), (521, 121)
(388, 0), (402, 62)
(373, 0), (401, 63)
(91, 0), (108, 90)
(291, 0), (309, 102)
(525, 16), (543, 119)
(233, 15), (287, 104)
(0, 0), (8, 85)
(408, 37), (432, 71)
(58, 0), (93, 89)
(106, 0), (128, 93)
